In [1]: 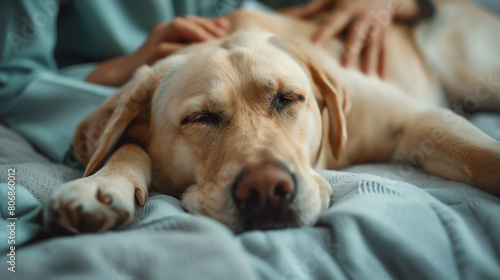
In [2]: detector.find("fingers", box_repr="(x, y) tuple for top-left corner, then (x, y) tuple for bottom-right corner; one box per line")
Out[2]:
(148, 22), (170, 43)
(377, 33), (387, 79)
(185, 15), (227, 38)
(165, 17), (216, 42)
(138, 16), (229, 66)
(155, 42), (186, 62)
(142, 42), (186, 65)
(341, 16), (387, 78)
(312, 9), (351, 47)
(341, 16), (370, 69)
(361, 25), (383, 76)
(299, 0), (391, 78)
(297, 0), (332, 19)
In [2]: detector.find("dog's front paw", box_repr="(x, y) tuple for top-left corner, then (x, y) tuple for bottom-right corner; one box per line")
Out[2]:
(43, 175), (137, 235)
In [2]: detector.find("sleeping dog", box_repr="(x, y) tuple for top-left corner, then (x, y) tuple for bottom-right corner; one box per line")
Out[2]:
(44, 1), (500, 234)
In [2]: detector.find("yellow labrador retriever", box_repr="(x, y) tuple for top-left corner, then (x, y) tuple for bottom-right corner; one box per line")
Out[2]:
(44, 0), (500, 234)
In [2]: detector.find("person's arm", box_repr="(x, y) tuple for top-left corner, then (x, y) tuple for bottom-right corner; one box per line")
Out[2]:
(85, 16), (229, 87)
(0, 0), (228, 162)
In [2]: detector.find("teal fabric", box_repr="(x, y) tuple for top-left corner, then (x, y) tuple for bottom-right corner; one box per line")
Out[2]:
(1, 167), (500, 280)
(0, 184), (43, 252)
(4, 72), (116, 162)
(0, 108), (499, 279)
(0, 0), (240, 163)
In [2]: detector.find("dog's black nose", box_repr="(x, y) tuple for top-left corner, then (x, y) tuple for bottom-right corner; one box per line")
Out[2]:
(232, 162), (297, 221)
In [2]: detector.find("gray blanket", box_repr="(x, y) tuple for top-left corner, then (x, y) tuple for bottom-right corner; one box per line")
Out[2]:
(1, 113), (500, 280)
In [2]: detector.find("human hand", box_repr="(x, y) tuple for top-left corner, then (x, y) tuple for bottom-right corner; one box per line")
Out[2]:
(87, 15), (229, 86)
(134, 15), (230, 66)
(297, 0), (420, 78)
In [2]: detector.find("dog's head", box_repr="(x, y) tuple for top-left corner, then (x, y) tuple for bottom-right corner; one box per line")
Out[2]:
(75, 31), (350, 232)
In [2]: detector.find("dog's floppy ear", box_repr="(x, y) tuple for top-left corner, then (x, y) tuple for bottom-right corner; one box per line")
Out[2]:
(308, 63), (350, 160)
(282, 38), (350, 160)
(73, 65), (160, 177)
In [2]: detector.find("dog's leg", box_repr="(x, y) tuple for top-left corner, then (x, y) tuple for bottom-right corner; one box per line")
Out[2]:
(392, 108), (500, 194)
(43, 143), (151, 234)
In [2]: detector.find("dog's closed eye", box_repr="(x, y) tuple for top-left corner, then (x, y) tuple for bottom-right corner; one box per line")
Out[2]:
(181, 110), (221, 127)
(272, 89), (305, 114)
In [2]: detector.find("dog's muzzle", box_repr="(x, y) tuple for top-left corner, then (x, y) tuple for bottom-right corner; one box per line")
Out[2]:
(231, 161), (299, 231)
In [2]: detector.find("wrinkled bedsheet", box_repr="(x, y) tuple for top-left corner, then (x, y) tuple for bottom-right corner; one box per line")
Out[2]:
(1, 112), (500, 280)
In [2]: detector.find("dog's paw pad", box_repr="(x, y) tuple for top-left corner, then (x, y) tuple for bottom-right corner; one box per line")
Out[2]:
(78, 212), (107, 233)
(44, 176), (136, 235)
(97, 188), (114, 205)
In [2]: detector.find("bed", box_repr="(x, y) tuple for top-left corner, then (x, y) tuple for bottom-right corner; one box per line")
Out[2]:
(1, 111), (499, 280)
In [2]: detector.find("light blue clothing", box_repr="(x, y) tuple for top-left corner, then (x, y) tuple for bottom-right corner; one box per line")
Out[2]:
(0, 0), (243, 163)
